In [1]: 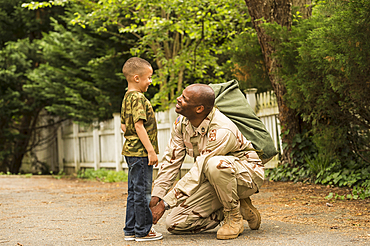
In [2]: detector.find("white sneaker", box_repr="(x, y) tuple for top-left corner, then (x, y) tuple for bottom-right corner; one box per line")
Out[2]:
(135, 227), (163, 242)
(124, 234), (135, 241)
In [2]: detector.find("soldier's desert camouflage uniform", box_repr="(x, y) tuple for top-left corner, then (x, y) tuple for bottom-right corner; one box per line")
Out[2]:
(121, 91), (159, 156)
(152, 107), (264, 234)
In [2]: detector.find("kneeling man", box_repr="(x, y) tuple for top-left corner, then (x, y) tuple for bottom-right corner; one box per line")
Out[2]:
(150, 84), (264, 240)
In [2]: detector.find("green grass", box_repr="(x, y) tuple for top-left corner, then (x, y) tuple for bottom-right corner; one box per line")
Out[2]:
(0, 172), (33, 178)
(77, 168), (128, 182)
(1, 169), (129, 183)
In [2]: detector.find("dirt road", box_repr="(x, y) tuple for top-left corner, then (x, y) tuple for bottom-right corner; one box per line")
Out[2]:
(0, 176), (369, 245)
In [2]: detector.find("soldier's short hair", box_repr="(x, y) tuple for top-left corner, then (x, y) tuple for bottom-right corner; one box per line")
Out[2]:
(122, 57), (152, 79)
(189, 84), (215, 113)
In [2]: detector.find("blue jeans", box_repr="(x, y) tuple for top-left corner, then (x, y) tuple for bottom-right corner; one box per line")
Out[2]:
(123, 156), (153, 237)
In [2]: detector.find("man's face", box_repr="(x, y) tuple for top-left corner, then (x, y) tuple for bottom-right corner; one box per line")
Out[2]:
(175, 86), (199, 118)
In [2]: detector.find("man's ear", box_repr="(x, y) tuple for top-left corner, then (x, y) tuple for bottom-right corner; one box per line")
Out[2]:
(195, 105), (204, 114)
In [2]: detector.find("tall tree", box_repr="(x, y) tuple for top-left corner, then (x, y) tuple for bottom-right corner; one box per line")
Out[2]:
(0, 2), (130, 173)
(0, 0), (64, 47)
(274, 0), (370, 164)
(243, 0), (312, 164)
(223, 30), (273, 93)
(0, 0), (64, 172)
(25, 0), (251, 110)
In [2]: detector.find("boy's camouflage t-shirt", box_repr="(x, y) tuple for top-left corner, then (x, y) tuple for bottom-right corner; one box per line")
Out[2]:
(121, 91), (159, 157)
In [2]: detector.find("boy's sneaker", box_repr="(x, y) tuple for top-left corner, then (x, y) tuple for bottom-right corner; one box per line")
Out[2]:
(135, 228), (163, 242)
(124, 235), (135, 241)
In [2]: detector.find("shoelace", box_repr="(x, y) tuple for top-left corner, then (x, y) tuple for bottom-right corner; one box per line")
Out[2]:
(220, 210), (240, 228)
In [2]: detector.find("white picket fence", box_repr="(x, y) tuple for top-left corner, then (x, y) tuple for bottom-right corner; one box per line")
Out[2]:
(27, 90), (281, 174)
(247, 89), (282, 167)
(255, 90), (283, 155)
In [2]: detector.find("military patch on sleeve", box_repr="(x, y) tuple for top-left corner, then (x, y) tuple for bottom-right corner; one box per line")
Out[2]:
(209, 129), (217, 141)
(175, 116), (181, 125)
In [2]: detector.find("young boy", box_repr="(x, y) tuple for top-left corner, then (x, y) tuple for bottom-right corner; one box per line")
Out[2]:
(120, 57), (162, 241)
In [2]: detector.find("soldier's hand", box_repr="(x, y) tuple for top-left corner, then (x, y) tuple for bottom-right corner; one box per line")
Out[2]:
(150, 200), (165, 224)
(149, 196), (160, 208)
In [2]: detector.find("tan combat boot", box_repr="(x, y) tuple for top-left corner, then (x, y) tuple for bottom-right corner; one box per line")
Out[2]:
(217, 208), (244, 240)
(240, 197), (261, 230)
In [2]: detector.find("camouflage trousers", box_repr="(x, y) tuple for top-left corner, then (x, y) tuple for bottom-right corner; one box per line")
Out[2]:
(165, 156), (263, 234)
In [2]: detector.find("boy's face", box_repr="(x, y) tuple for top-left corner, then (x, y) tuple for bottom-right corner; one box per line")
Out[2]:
(135, 66), (153, 93)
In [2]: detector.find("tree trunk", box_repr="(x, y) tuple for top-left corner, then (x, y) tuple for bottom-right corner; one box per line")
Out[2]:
(244, 0), (311, 165)
(9, 110), (40, 174)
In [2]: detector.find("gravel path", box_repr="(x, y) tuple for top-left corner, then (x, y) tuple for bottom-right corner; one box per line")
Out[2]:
(0, 176), (369, 246)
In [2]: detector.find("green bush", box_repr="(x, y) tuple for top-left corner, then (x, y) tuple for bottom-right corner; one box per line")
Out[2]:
(304, 153), (332, 177)
(288, 130), (317, 167)
(266, 160), (370, 200)
(264, 0), (370, 165)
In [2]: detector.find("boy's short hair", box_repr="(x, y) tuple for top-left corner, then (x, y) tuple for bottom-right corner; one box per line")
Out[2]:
(122, 57), (152, 79)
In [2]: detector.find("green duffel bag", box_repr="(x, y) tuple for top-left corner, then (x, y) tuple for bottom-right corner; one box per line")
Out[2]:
(209, 80), (278, 163)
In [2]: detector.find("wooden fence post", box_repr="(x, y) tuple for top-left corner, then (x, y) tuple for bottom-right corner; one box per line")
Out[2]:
(169, 103), (178, 125)
(245, 88), (258, 111)
(73, 123), (80, 172)
(93, 121), (100, 170)
(113, 113), (122, 171)
(57, 125), (64, 172)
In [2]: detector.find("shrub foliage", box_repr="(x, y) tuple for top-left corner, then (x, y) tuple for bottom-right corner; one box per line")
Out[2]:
(266, 0), (370, 198)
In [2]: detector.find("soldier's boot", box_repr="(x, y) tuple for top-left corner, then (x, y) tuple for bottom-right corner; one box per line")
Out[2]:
(240, 197), (261, 230)
(216, 208), (244, 240)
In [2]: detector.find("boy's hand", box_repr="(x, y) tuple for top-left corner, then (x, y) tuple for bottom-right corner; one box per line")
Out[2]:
(150, 200), (166, 224)
(148, 151), (158, 167)
(120, 123), (126, 132)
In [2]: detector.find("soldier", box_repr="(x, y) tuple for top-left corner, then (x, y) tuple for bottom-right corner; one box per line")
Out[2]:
(149, 84), (264, 240)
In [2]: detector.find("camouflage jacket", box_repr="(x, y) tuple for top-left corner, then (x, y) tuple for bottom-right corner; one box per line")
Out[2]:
(121, 91), (159, 157)
(152, 107), (264, 208)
